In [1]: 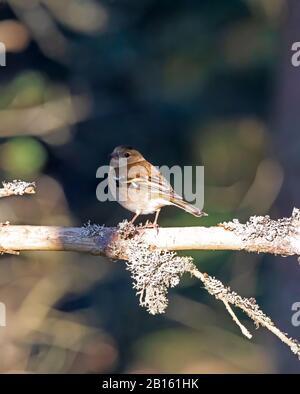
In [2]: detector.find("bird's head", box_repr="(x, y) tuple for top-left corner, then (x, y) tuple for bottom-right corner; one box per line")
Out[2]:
(109, 146), (144, 166)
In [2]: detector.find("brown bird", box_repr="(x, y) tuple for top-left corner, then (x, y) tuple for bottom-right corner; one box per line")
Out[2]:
(109, 145), (207, 226)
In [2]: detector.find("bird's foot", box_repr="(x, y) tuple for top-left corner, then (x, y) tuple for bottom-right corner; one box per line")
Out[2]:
(142, 220), (159, 234)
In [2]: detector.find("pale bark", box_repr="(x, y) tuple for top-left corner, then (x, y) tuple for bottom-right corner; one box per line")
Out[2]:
(0, 210), (299, 259)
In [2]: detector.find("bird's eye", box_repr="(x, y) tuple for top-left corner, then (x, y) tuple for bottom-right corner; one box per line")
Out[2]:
(124, 152), (130, 158)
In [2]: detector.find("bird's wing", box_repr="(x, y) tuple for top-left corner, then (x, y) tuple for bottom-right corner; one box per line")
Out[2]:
(125, 162), (182, 200)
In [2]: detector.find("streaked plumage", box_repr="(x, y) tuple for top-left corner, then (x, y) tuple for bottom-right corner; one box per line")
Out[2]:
(109, 145), (207, 226)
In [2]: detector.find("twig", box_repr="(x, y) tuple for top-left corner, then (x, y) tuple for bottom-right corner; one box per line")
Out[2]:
(0, 180), (36, 254)
(222, 300), (252, 339)
(190, 268), (300, 358)
(0, 180), (36, 198)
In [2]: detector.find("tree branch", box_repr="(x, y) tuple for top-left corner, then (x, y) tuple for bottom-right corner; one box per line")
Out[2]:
(0, 180), (36, 198)
(0, 207), (299, 258)
(1, 183), (300, 360)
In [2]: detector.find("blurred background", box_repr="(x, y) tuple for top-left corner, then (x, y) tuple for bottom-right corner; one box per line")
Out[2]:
(0, 0), (299, 373)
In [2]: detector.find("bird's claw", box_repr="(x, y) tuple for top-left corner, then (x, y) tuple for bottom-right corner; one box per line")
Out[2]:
(142, 220), (159, 234)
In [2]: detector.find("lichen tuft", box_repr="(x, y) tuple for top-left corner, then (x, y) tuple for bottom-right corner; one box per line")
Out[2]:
(121, 225), (195, 315)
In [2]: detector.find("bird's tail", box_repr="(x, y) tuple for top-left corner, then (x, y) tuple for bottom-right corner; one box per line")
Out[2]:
(170, 197), (208, 217)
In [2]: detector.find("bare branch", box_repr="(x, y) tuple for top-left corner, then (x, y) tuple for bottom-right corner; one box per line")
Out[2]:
(141, 208), (300, 257)
(119, 221), (300, 359)
(0, 209), (299, 259)
(0, 213), (299, 359)
(191, 268), (300, 358)
(222, 300), (252, 339)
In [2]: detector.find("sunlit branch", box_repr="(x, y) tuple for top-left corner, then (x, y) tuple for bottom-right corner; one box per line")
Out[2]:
(0, 208), (299, 259)
(1, 182), (299, 360)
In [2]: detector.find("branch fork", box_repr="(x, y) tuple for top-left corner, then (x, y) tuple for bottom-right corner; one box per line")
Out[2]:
(1, 180), (300, 359)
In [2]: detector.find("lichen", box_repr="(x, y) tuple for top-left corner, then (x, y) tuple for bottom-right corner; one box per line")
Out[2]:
(117, 220), (196, 315)
(201, 273), (273, 328)
(2, 180), (36, 195)
(221, 208), (300, 245)
(81, 221), (105, 238)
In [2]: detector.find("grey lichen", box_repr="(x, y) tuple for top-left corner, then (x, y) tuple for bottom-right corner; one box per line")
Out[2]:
(117, 219), (138, 238)
(197, 271), (300, 358)
(221, 208), (300, 256)
(201, 273), (273, 328)
(222, 209), (300, 242)
(81, 221), (105, 238)
(117, 220), (195, 315)
(78, 219), (300, 358)
(1, 180), (36, 196)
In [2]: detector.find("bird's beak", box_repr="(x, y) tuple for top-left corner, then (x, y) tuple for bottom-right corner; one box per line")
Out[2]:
(109, 152), (118, 159)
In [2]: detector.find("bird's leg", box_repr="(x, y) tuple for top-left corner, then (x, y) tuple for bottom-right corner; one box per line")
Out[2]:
(142, 209), (160, 233)
(130, 212), (140, 224)
(153, 209), (160, 234)
(153, 209), (160, 227)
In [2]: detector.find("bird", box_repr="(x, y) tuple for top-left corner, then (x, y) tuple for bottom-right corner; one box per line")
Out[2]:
(108, 145), (207, 227)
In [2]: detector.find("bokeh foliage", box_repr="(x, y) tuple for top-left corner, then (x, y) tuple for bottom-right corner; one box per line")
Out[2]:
(0, 0), (298, 373)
